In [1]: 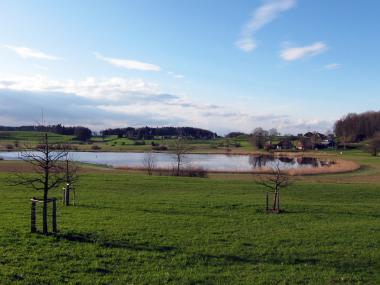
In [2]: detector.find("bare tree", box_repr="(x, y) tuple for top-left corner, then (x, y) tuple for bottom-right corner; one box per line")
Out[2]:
(256, 162), (290, 213)
(171, 137), (191, 176)
(250, 127), (269, 149)
(143, 151), (156, 176)
(367, 132), (380, 156)
(12, 133), (68, 234)
(268, 128), (279, 137)
(63, 158), (80, 206)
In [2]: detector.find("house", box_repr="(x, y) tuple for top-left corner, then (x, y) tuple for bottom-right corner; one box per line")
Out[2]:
(297, 137), (312, 150)
(276, 139), (294, 150)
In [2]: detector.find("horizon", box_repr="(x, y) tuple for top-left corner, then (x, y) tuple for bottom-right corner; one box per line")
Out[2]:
(1, 0), (379, 134)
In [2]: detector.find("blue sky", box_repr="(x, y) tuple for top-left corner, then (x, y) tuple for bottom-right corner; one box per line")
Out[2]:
(0, 0), (379, 134)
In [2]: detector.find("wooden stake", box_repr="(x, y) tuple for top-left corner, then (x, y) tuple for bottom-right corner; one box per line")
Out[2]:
(52, 198), (57, 233)
(31, 200), (36, 233)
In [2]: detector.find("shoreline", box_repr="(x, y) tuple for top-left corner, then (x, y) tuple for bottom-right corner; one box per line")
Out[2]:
(116, 159), (360, 176)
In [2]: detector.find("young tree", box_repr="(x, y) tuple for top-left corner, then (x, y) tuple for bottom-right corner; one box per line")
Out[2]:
(143, 151), (156, 176)
(63, 158), (80, 206)
(256, 163), (290, 213)
(171, 137), (191, 176)
(13, 134), (68, 234)
(367, 132), (380, 156)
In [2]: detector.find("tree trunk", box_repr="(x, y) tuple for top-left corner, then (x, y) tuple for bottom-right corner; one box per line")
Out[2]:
(277, 191), (280, 213)
(273, 191), (278, 211)
(43, 133), (49, 234)
(43, 190), (48, 234)
(176, 156), (180, 176)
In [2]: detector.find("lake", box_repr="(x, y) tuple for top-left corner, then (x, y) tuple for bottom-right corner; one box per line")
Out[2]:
(0, 151), (327, 172)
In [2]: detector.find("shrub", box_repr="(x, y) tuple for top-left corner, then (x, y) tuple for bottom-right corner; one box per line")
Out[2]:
(234, 142), (241, 148)
(5, 144), (14, 150)
(152, 145), (168, 151)
(184, 167), (208, 178)
(0, 157), (4, 161)
(134, 141), (146, 145)
(171, 167), (208, 178)
(91, 145), (101, 150)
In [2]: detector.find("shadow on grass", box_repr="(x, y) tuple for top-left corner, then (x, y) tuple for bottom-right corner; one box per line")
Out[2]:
(140, 208), (227, 218)
(56, 231), (175, 253)
(54, 232), (368, 275)
(75, 204), (124, 210)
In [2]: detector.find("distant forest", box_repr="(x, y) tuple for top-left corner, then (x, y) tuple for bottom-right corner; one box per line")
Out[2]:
(0, 125), (92, 141)
(100, 126), (218, 140)
(334, 111), (380, 142)
(0, 125), (217, 140)
(2, 110), (379, 143)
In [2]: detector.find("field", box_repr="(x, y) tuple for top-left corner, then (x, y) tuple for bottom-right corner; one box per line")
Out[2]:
(0, 150), (379, 284)
(0, 131), (252, 153)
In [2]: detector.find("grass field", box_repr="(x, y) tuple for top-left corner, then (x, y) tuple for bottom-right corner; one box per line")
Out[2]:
(0, 131), (252, 153)
(0, 150), (379, 284)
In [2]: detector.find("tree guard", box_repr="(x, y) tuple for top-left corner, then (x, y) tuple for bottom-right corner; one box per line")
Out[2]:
(30, 197), (57, 234)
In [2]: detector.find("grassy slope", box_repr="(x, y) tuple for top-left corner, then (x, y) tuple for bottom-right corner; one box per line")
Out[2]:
(0, 151), (380, 284)
(0, 131), (74, 149)
(0, 131), (251, 153)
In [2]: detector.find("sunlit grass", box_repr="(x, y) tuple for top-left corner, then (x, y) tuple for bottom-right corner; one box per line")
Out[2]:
(0, 163), (379, 284)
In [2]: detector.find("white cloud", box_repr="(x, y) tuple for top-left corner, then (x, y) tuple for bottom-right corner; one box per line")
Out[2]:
(236, 0), (296, 52)
(94, 52), (160, 72)
(168, 71), (184, 79)
(0, 74), (333, 134)
(3, 45), (60, 60)
(280, 42), (327, 61)
(325, 63), (341, 70)
(0, 75), (160, 101)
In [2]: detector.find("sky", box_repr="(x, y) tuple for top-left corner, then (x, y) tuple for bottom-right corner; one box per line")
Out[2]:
(0, 0), (379, 135)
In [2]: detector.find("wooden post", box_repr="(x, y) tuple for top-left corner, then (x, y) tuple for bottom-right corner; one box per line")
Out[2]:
(31, 200), (36, 233)
(73, 187), (76, 206)
(65, 184), (70, 206)
(52, 198), (57, 233)
(62, 188), (66, 205)
(63, 184), (70, 206)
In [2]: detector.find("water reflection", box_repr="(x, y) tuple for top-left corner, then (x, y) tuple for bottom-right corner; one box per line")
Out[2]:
(248, 154), (320, 169)
(0, 151), (326, 172)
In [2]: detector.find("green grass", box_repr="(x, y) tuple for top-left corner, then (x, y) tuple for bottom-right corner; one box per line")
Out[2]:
(0, 131), (253, 153)
(0, 165), (380, 284)
(0, 131), (74, 148)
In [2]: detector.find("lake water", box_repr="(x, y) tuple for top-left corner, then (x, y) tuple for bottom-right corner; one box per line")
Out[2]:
(0, 151), (326, 172)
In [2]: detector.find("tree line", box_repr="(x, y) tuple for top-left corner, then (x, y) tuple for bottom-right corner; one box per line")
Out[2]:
(334, 111), (380, 142)
(100, 126), (218, 140)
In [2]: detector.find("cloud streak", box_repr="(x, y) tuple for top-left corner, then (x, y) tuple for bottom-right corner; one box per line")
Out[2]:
(236, 0), (296, 52)
(280, 42), (327, 61)
(94, 52), (160, 72)
(168, 71), (185, 79)
(3, 45), (60, 60)
(325, 63), (341, 70)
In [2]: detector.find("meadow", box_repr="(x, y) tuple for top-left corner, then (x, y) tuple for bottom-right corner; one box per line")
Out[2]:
(0, 148), (379, 284)
(0, 131), (252, 153)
